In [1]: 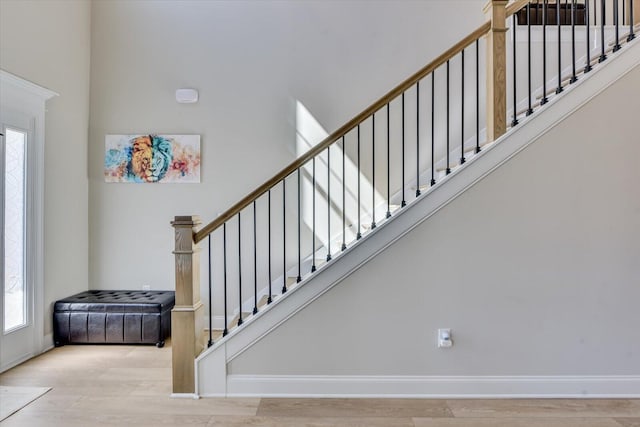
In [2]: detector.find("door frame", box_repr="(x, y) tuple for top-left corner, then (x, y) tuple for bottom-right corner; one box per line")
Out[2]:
(0, 70), (57, 372)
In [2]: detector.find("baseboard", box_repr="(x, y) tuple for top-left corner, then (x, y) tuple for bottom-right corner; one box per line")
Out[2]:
(0, 334), (54, 373)
(170, 393), (200, 399)
(42, 333), (54, 352)
(221, 374), (640, 398)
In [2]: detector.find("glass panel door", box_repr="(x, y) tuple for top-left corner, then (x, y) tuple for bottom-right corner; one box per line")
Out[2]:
(1, 114), (37, 373)
(1, 70), (53, 372)
(3, 127), (27, 332)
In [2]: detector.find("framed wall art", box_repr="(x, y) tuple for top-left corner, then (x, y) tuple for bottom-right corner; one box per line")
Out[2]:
(104, 134), (200, 183)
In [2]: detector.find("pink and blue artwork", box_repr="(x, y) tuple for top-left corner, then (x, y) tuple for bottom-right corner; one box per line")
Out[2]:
(104, 134), (200, 183)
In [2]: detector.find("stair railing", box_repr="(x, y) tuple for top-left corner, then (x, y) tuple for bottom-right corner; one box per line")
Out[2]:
(171, 0), (638, 394)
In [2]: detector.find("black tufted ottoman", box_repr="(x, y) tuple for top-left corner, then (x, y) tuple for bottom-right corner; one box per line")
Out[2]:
(53, 290), (175, 348)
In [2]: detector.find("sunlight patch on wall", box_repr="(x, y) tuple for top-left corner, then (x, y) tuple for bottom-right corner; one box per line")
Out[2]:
(295, 101), (384, 252)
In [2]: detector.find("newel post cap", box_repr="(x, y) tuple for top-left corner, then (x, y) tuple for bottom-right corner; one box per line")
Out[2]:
(171, 215), (202, 227)
(483, 0), (509, 15)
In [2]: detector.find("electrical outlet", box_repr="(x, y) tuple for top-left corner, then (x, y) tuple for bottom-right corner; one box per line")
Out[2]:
(142, 284), (151, 291)
(438, 328), (453, 348)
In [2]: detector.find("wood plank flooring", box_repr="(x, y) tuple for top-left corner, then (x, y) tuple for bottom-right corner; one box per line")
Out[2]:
(0, 340), (638, 426)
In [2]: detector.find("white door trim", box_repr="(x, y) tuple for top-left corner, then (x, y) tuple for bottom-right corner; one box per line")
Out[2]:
(0, 69), (57, 372)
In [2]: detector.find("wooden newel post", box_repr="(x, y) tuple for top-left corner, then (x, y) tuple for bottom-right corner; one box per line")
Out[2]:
(171, 215), (205, 395)
(634, 0), (640, 25)
(484, 0), (509, 142)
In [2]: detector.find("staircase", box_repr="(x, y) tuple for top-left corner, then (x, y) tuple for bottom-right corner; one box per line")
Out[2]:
(170, 0), (640, 397)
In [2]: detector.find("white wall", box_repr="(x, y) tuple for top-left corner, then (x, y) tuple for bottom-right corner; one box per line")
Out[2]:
(87, 0), (486, 291)
(0, 0), (91, 337)
(228, 64), (640, 377)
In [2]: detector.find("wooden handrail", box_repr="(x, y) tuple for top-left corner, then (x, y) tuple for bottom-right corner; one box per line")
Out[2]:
(193, 20), (491, 243)
(194, 21), (491, 243)
(193, 0), (534, 243)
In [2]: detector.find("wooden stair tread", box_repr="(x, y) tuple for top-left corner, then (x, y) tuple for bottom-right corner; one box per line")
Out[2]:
(228, 312), (251, 329)
(436, 164), (456, 173)
(205, 329), (224, 341)
(411, 183), (431, 192)
(463, 140), (491, 154)
(286, 276), (298, 287)
(258, 294), (270, 308)
(312, 258), (327, 269)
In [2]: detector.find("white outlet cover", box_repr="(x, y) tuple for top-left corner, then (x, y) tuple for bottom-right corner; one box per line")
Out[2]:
(438, 328), (453, 348)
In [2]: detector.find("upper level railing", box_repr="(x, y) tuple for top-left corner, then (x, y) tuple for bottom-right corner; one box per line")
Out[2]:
(170, 0), (638, 394)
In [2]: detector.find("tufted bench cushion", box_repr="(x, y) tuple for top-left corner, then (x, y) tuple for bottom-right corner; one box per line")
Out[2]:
(53, 290), (175, 347)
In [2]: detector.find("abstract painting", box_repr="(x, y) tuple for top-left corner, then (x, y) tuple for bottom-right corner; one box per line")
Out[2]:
(104, 134), (200, 183)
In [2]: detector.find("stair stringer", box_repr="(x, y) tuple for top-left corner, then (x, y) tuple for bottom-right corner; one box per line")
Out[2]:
(195, 38), (640, 397)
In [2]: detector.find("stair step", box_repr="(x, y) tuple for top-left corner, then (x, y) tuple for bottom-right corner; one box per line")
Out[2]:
(536, 31), (636, 102)
(347, 222), (369, 231)
(436, 164), (457, 173)
(229, 312), (251, 329)
(257, 294), (270, 309)
(463, 140), (491, 154)
(205, 329), (224, 342)
(412, 183), (431, 192)
(608, 25), (640, 47)
(312, 258), (327, 269)
(515, 99), (543, 118)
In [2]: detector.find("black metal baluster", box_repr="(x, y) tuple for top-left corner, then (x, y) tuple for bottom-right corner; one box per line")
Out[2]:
(594, 0), (597, 28)
(461, 49), (466, 165)
(512, 14), (519, 127)
(372, 114), (377, 229)
(557, 0), (564, 94)
(386, 103), (391, 218)
(431, 71), (436, 185)
(356, 125), (362, 239)
(571, 0), (578, 83)
(416, 82), (421, 197)
(629, 0), (636, 41)
(237, 212), (243, 326)
(475, 40), (480, 153)
(311, 157), (316, 273)
(599, 0), (607, 62)
(253, 201), (257, 314)
(207, 234), (213, 347)
(614, 0), (621, 52)
(327, 146), (332, 262)
(342, 136), (347, 251)
(282, 179), (287, 293)
(527, 3), (534, 114)
(446, 60), (451, 175)
(586, 0), (593, 72)
(223, 223), (228, 336)
(268, 190), (272, 304)
(297, 168), (301, 282)
(401, 92), (406, 207)
(542, 0), (549, 104)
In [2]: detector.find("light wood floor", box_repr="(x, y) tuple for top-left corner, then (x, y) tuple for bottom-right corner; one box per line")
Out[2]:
(1, 341), (639, 426)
